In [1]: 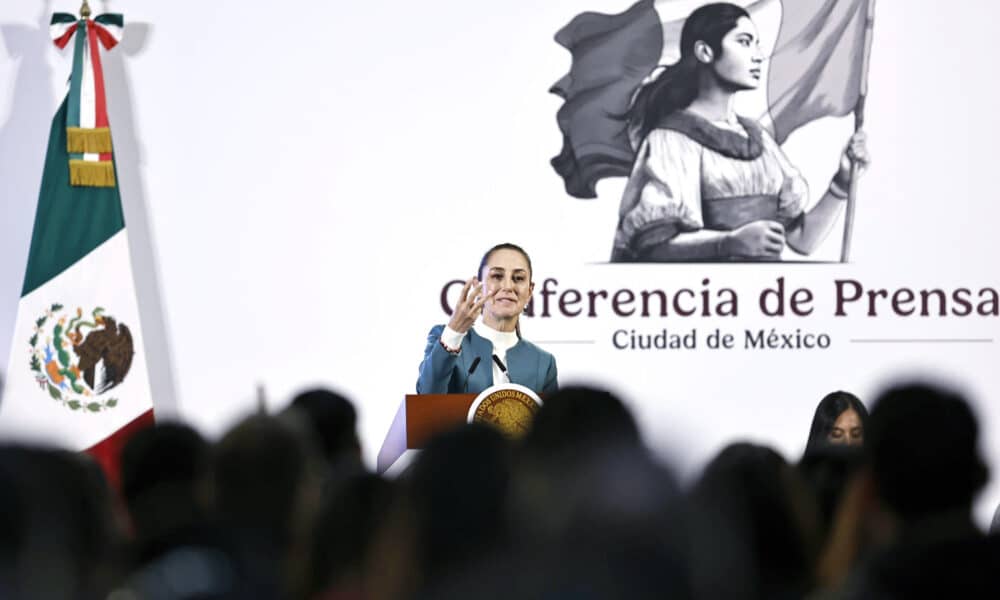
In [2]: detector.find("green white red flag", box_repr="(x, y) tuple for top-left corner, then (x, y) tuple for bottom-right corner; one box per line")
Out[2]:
(0, 11), (153, 486)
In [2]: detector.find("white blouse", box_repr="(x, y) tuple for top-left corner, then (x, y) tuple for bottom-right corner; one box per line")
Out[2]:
(613, 114), (808, 257)
(440, 322), (519, 385)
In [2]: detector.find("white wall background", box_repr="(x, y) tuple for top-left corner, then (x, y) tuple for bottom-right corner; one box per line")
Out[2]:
(1, 0), (998, 525)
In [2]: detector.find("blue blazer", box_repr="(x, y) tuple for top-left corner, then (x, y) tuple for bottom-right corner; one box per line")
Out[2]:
(416, 324), (558, 395)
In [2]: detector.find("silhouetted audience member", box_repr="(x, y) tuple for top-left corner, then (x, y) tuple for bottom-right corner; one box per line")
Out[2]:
(120, 423), (213, 561)
(213, 415), (323, 599)
(513, 386), (644, 544)
(284, 388), (363, 488)
(422, 387), (688, 600)
(839, 382), (1000, 599)
(0, 456), (24, 597)
(6, 375), (1000, 599)
(304, 473), (393, 600)
(799, 445), (872, 593)
(689, 443), (819, 600)
(0, 447), (120, 600)
(426, 447), (693, 600)
(799, 444), (865, 539)
(114, 423), (254, 600)
(521, 385), (641, 458)
(377, 424), (512, 597)
(806, 391), (868, 453)
(519, 446), (690, 600)
(492, 386), (691, 600)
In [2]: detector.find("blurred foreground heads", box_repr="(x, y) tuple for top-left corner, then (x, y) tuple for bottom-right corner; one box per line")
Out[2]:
(120, 423), (212, 562)
(405, 386), (692, 600)
(305, 473), (393, 600)
(866, 383), (986, 522)
(114, 416), (324, 600)
(213, 414), (324, 597)
(283, 388), (363, 489)
(836, 381), (1000, 599)
(689, 442), (819, 600)
(0, 447), (118, 600)
(369, 423), (512, 599)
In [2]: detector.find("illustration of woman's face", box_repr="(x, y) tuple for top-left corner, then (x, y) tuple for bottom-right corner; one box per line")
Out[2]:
(828, 408), (863, 446)
(712, 16), (765, 91)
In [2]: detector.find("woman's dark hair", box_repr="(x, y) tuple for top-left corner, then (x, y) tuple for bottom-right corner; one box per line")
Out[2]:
(521, 385), (641, 459)
(477, 243), (533, 281)
(627, 2), (750, 141)
(304, 473), (393, 597)
(477, 243), (533, 338)
(797, 444), (864, 538)
(805, 391), (868, 452)
(405, 424), (513, 587)
(690, 443), (816, 600)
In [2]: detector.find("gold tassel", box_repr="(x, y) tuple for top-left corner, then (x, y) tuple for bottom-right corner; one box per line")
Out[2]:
(66, 127), (113, 154)
(69, 159), (116, 188)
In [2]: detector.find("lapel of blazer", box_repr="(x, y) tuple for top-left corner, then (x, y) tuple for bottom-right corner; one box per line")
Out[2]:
(505, 340), (535, 391)
(466, 329), (495, 390)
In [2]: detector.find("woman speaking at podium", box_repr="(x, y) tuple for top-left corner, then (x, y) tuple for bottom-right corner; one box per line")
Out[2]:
(417, 243), (558, 395)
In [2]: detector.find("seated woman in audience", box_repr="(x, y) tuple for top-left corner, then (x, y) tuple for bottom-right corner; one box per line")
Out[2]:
(416, 243), (558, 395)
(805, 391), (868, 453)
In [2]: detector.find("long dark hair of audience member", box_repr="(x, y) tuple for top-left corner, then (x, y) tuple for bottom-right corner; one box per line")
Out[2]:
(426, 387), (691, 600)
(303, 473), (393, 600)
(513, 385), (645, 546)
(213, 415), (323, 598)
(283, 387), (363, 490)
(516, 386), (691, 599)
(395, 424), (514, 595)
(120, 423), (212, 563)
(520, 385), (642, 460)
(797, 443), (864, 543)
(689, 442), (819, 600)
(806, 391), (868, 453)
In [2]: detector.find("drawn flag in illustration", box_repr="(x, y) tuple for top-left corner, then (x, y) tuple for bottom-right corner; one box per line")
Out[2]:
(0, 11), (154, 487)
(551, 0), (873, 198)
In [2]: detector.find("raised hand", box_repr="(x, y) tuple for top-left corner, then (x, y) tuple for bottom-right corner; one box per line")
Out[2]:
(447, 278), (499, 334)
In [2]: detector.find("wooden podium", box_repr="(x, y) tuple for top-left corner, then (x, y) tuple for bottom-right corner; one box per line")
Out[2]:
(377, 394), (476, 475)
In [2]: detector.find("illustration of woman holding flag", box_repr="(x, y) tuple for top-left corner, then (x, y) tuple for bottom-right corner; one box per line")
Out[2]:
(550, 1), (874, 262)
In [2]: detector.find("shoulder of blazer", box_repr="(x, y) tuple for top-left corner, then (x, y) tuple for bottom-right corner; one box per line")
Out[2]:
(511, 338), (554, 364)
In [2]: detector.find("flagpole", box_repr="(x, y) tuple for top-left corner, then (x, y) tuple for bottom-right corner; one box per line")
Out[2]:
(840, 0), (877, 263)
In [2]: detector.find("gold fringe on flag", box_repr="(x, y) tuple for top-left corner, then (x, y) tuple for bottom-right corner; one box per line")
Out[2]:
(66, 127), (113, 154)
(69, 159), (116, 188)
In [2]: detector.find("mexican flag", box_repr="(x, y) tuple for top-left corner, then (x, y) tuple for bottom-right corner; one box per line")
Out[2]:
(0, 13), (154, 487)
(551, 0), (874, 198)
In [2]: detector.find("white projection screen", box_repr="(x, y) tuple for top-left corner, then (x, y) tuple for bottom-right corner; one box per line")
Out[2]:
(1, 0), (998, 525)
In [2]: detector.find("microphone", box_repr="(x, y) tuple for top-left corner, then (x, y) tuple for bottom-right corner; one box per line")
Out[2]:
(492, 354), (508, 382)
(464, 356), (482, 394)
